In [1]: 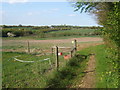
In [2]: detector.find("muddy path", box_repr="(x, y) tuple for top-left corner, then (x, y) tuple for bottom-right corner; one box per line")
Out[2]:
(79, 54), (96, 88)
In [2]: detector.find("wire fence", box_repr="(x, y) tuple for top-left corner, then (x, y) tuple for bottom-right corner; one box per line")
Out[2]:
(2, 39), (77, 88)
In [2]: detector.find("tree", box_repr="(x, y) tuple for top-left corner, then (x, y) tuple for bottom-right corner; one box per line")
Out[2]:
(19, 24), (22, 27)
(73, 1), (120, 88)
(74, 2), (114, 25)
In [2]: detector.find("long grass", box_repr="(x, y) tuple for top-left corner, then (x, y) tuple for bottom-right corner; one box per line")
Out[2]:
(94, 45), (118, 88)
(77, 44), (118, 88)
(2, 51), (71, 88)
(46, 53), (89, 88)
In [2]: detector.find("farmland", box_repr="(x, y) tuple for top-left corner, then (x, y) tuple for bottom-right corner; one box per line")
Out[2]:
(1, 1), (119, 89)
(2, 25), (118, 88)
(1, 25), (102, 39)
(2, 40), (103, 88)
(1, 25), (104, 88)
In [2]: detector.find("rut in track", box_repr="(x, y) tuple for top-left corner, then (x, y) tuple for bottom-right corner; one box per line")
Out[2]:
(79, 54), (96, 88)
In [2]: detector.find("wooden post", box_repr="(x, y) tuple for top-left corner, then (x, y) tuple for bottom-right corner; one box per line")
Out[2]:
(27, 41), (30, 53)
(70, 50), (73, 57)
(55, 46), (59, 71)
(51, 48), (53, 55)
(74, 39), (77, 51)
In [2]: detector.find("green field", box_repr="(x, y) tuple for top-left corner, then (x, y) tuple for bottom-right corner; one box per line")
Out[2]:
(2, 51), (69, 88)
(49, 28), (96, 34)
(2, 26), (104, 88)
(2, 27), (101, 40)
(2, 44), (118, 88)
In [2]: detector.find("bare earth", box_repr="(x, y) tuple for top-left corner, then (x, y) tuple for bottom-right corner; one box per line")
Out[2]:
(3, 37), (103, 43)
(79, 54), (96, 88)
(2, 37), (103, 52)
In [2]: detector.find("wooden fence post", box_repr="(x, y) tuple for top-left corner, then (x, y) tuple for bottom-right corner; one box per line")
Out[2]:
(74, 39), (77, 51)
(55, 46), (59, 71)
(70, 50), (73, 57)
(51, 48), (53, 55)
(27, 41), (30, 53)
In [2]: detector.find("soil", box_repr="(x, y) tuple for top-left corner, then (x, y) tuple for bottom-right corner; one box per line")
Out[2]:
(3, 37), (103, 43)
(79, 54), (96, 88)
(2, 37), (103, 53)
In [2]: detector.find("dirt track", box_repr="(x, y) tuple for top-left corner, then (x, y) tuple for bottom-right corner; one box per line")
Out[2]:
(3, 37), (103, 43)
(2, 37), (103, 53)
(79, 54), (96, 88)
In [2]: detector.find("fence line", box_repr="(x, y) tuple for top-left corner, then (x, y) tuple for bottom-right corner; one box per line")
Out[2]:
(54, 39), (77, 71)
(13, 57), (50, 63)
(8, 39), (77, 72)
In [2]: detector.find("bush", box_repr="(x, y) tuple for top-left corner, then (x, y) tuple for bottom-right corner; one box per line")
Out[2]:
(46, 54), (87, 88)
(2, 29), (34, 37)
(102, 2), (120, 87)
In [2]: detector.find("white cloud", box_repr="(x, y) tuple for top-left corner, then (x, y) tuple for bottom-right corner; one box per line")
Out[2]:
(2, 0), (28, 4)
(27, 12), (33, 16)
(1, 0), (68, 3)
(51, 8), (59, 11)
(26, 11), (41, 16)
(43, 8), (59, 14)
(68, 14), (77, 17)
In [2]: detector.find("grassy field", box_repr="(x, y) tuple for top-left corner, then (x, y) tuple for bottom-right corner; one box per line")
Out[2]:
(2, 51), (69, 88)
(3, 44), (118, 88)
(2, 28), (100, 40)
(37, 28), (100, 39)
(48, 29), (96, 34)
(2, 37), (103, 88)
(2, 28), (104, 88)
(76, 44), (118, 88)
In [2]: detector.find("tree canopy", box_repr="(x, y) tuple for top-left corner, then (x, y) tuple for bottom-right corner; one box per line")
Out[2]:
(74, 1), (120, 88)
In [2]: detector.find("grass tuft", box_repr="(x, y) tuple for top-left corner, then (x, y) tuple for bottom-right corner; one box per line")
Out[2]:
(46, 54), (88, 88)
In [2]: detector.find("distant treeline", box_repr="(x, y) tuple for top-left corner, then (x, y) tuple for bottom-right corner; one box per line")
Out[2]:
(1, 25), (103, 29)
(1, 25), (103, 37)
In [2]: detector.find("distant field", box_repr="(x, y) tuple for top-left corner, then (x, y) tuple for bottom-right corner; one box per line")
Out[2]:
(48, 29), (96, 34)
(2, 35), (100, 40)
(2, 28), (101, 40)
(2, 37), (103, 53)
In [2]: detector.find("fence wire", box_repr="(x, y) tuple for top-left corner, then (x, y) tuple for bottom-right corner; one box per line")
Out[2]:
(2, 39), (76, 88)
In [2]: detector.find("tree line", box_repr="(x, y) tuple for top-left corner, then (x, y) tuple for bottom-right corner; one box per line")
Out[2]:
(74, 2), (120, 88)
(1, 25), (102, 37)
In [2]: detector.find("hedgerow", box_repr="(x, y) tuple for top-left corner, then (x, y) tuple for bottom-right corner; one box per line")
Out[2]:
(102, 2), (120, 87)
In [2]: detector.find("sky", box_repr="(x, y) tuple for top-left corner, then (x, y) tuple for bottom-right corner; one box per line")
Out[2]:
(1, 0), (100, 26)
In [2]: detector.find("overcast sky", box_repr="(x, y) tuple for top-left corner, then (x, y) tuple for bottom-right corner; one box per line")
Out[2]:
(1, 0), (99, 26)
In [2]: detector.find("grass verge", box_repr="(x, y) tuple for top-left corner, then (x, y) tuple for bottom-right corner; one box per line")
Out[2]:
(77, 44), (118, 88)
(46, 53), (89, 88)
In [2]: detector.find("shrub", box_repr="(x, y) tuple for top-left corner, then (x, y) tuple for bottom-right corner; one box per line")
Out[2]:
(46, 54), (87, 88)
(102, 2), (120, 87)
(2, 28), (34, 37)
